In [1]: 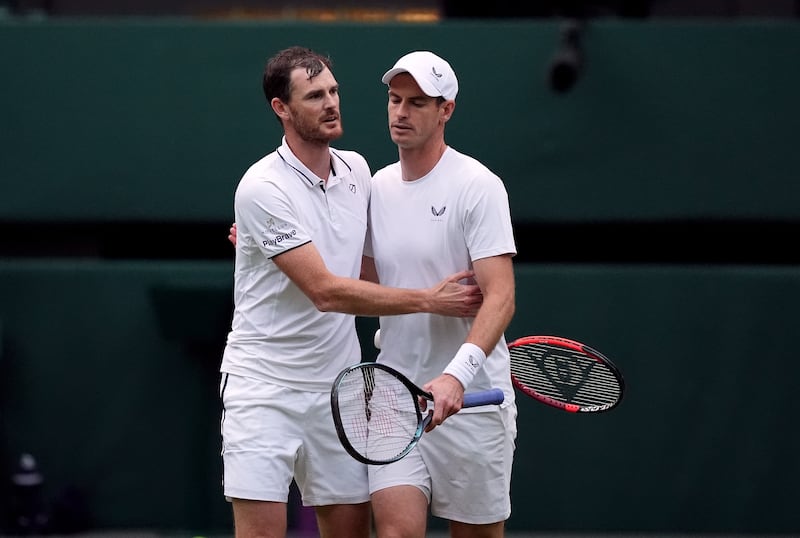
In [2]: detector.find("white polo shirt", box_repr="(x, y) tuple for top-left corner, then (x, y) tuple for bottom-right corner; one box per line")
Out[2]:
(221, 137), (372, 392)
(365, 146), (517, 409)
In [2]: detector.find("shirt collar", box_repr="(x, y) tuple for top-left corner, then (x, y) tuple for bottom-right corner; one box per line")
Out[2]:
(276, 136), (350, 189)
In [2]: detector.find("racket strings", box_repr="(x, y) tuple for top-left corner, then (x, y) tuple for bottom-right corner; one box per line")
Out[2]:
(510, 344), (622, 408)
(335, 367), (421, 463)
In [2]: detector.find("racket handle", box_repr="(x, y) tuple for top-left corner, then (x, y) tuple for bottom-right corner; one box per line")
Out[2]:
(463, 388), (504, 408)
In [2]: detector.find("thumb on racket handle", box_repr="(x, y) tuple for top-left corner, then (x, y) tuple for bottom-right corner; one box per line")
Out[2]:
(463, 388), (504, 407)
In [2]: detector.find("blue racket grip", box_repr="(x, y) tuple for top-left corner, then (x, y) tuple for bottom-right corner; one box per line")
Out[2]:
(463, 388), (504, 408)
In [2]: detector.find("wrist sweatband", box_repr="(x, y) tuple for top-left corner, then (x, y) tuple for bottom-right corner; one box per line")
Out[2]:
(443, 343), (486, 389)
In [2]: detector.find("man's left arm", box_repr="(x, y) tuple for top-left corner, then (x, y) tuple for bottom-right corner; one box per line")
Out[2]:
(424, 253), (515, 428)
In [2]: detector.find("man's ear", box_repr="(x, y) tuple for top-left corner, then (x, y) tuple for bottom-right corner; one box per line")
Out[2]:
(441, 100), (456, 122)
(271, 97), (288, 119)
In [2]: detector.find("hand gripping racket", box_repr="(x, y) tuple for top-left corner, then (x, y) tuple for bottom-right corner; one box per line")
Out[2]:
(331, 362), (504, 465)
(508, 335), (625, 413)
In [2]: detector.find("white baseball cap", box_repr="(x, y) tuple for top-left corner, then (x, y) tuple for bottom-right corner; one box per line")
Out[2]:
(381, 51), (459, 100)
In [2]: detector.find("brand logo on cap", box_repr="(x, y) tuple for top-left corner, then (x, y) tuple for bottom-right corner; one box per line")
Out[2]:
(432, 67), (443, 79)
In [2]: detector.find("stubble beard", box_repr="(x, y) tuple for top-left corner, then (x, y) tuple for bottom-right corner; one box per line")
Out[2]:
(293, 110), (343, 144)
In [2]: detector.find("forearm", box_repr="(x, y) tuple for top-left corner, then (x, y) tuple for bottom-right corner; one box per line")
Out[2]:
(314, 276), (431, 316)
(314, 261), (478, 318)
(462, 254), (516, 354)
(442, 269), (514, 389)
(465, 292), (515, 354)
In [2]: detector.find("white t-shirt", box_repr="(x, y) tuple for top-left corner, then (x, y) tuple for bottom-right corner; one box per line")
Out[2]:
(221, 137), (372, 392)
(365, 146), (517, 408)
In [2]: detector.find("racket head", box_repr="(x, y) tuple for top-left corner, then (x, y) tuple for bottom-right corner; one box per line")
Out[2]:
(508, 335), (625, 413)
(330, 362), (432, 465)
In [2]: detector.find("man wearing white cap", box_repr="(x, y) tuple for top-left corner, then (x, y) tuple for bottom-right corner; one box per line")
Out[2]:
(362, 51), (518, 538)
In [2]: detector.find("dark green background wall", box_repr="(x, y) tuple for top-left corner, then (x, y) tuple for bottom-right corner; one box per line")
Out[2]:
(1, 18), (799, 535)
(2, 19), (799, 222)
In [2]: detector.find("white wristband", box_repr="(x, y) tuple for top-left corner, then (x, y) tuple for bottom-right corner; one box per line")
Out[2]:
(443, 343), (486, 389)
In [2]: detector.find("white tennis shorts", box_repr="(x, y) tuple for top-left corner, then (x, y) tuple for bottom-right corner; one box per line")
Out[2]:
(220, 373), (370, 506)
(368, 404), (517, 524)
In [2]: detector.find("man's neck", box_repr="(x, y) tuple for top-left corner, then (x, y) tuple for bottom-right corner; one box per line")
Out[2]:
(399, 139), (447, 182)
(285, 134), (331, 181)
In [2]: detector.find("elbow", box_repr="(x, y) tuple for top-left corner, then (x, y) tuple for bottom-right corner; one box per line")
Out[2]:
(307, 287), (343, 313)
(303, 275), (351, 313)
(505, 301), (516, 325)
(503, 291), (516, 322)
(311, 294), (336, 312)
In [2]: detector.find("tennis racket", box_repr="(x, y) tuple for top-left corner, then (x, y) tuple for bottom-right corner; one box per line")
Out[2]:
(508, 335), (625, 413)
(331, 361), (504, 465)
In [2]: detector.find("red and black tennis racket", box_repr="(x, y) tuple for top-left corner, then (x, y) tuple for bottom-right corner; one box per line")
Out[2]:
(508, 335), (625, 413)
(331, 362), (504, 465)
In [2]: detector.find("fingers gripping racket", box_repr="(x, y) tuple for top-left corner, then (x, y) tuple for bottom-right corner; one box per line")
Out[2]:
(331, 362), (504, 465)
(508, 335), (625, 413)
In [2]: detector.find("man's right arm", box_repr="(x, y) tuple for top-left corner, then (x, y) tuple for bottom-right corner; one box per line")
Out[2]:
(228, 222), (481, 317)
(274, 242), (481, 318)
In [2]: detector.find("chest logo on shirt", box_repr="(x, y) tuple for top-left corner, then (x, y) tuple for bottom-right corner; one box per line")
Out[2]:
(431, 205), (446, 218)
(349, 183), (356, 194)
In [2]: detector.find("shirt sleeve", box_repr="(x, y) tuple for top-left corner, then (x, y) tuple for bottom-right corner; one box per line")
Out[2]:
(235, 176), (312, 260)
(464, 172), (517, 262)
